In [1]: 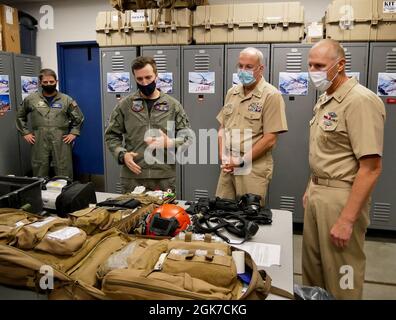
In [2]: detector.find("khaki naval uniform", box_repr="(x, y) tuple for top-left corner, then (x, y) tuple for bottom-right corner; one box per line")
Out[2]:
(302, 77), (386, 299)
(105, 90), (191, 194)
(216, 78), (288, 203)
(16, 91), (84, 179)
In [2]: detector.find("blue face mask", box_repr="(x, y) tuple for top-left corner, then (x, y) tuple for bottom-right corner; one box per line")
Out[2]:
(237, 69), (256, 86)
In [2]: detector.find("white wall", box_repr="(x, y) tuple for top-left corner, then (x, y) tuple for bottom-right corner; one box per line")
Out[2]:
(7, 0), (332, 73)
(8, 0), (113, 73)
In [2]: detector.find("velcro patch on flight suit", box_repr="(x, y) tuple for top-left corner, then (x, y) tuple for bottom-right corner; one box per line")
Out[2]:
(248, 102), (262, 112)
(154, 101), (169, 112)
(131, 100), (144, 112)
(71, 101), (78, 108)
(52, 103), (62, 109)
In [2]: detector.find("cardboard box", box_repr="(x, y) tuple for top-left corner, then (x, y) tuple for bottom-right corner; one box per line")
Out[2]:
(193, 2), (305, 44)
(0, 4), (21, 53)
(325, 0), (396, 41)
(96, 8), (192, 46)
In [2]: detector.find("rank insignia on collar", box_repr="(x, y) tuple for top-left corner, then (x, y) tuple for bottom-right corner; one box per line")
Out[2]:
(248, 102), (262, 112)
(154, 102), (169, 112)
(131, 100), (144, 112)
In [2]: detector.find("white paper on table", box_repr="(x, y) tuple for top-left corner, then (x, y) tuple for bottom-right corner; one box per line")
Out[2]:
(234, 242), (281, 268)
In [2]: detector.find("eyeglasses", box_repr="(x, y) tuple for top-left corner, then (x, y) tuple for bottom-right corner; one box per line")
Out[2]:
(41, 80), (57, 85)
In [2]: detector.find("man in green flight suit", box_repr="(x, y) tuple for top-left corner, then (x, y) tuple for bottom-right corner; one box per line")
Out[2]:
(105, 56), (192, 194)
(16, 68), (84, 180)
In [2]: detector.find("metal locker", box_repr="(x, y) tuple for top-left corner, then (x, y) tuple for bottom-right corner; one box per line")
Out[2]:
(182, 45), (224, 201)
(0, 52), (20, 175)
(269, 44), (316, 223)
(368, 42), (396, 231)
(340, 42), (369, 86)
(224, 44), (270, 92)
(140, 46), (183, 198)
(100, 47), (137, 193)
(140, 46), (181, 101)
(13, 53), (41, 176)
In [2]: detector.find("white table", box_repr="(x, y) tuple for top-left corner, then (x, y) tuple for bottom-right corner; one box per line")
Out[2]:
(0, 193), (294, 300)
(97, 193), (294, 299)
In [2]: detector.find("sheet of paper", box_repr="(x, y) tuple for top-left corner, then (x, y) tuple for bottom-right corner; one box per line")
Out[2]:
(234, 242), (281, 268)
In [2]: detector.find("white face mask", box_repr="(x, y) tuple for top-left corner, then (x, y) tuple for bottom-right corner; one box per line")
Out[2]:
(309, 60), (340, 91)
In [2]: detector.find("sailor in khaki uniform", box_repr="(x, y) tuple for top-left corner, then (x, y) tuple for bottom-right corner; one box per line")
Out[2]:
(303, 39), (385, 299)
(105, 56), (192, 194)
(216, 47), (288, 204)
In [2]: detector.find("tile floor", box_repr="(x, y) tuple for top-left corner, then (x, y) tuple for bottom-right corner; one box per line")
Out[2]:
(293, 233), (396, 300)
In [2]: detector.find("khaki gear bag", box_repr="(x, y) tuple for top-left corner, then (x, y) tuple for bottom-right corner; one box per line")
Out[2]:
(0, 227), (131, 299)
(35, 226), (87, 256)
(13, 216), (70, 249)
(101, 236), (293, 300)
(70, 204), (156, 235)
(0, 208), (40, 245)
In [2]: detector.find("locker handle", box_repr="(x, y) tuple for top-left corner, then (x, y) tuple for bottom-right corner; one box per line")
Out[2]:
(386, 98), (396, 104)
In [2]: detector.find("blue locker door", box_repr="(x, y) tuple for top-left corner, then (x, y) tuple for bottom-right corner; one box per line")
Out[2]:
(57, 42), (103, 177)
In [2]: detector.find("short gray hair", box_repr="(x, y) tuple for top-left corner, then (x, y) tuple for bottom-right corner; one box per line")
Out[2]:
(240, 47), (264, 64)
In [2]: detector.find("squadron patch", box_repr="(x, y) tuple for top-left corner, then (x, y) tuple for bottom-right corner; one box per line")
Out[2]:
(131, 100), (144, 112)
(154, 101), (169, 112)
(248, 102), (262, 112)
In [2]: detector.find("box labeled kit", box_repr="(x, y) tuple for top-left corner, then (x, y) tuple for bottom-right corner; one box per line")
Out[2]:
(325, 0), (396, 41)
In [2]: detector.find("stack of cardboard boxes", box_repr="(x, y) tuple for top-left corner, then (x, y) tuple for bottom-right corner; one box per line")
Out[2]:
(325, 0), (396, 41)
(193, 2), (305, 44)
(0, 4), (21, 53)
(96, 8), (192, 46)
(96, 1), (306, 46)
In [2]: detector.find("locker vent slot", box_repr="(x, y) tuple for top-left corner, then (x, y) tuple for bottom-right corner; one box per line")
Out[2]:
(24, 59), (35, 76)
(372, 202), (391, 223)
(154, 54), (167, 73)
(0, 57), (4, 74)
(194, 189), (209, 201)
(194, 54), (210, 72)
(112, 56), (125, 71)
(345, 52), (352, 72)
(116, 182), (123, 194)
(286, 52), (302, 72)
(280, 196), (295, 213)
(386, 53), (396, 72)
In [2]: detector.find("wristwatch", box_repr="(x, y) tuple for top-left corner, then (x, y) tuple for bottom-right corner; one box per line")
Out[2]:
(118, 151), (126, 164)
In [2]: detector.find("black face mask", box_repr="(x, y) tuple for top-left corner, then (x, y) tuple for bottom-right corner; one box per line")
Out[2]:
(137, 80), (157, 97)
(42, 85), (57, 95)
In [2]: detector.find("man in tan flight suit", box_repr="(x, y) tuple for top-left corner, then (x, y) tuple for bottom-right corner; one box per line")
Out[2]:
(16, 69), (84, 179)
(105, 56), (192, 194)
(303, 39), (386, 299)
(216, 47), (288, 204)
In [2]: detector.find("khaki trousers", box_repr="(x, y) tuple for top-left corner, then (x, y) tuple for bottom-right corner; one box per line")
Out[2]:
(302, 182), (370, 300)
(215, 169), (270, 205)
